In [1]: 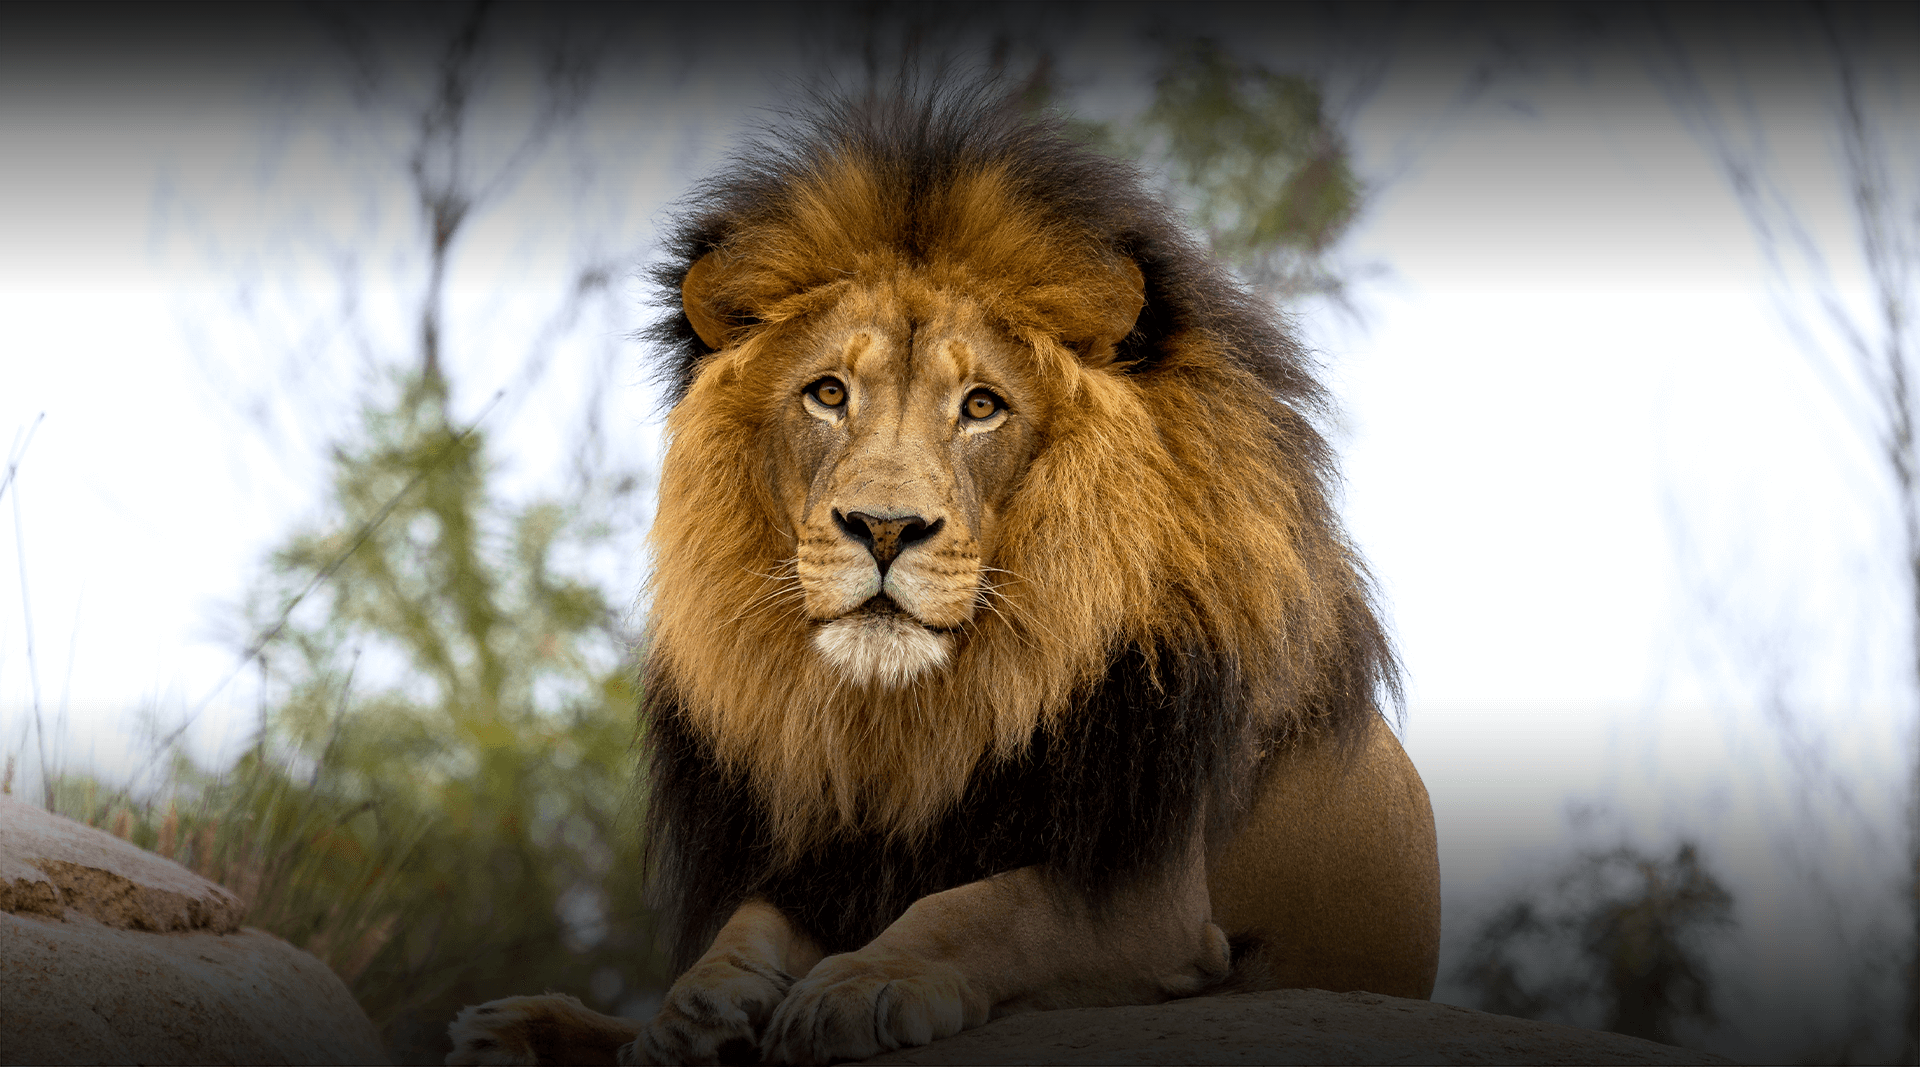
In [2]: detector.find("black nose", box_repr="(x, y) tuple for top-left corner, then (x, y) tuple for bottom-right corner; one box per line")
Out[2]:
(835, 510), (943, 576)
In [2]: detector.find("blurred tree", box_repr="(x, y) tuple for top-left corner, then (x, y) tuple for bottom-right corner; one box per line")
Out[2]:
(48, 363), (661, 1064)
(118, 3), (669, 1061)
(124, 9), (1380, 1062)
(228, 363), (662, 1061)
(1138, 38), (1365, 306)
(1045, 36), (1368, 310)
(1646, 4), (1920, 1057)
(1460, 842), (1735, 1048)
(828, 8), (1369, 310)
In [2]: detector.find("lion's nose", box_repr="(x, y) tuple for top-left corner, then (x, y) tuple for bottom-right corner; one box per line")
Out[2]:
(835, 510), (943, 576)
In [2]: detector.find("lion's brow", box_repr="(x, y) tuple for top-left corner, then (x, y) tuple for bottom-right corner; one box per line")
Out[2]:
(842, 329), (877, 373)
(931, 336), (974, 381)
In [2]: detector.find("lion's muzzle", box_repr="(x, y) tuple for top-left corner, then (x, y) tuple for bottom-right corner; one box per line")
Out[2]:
(801, 507), (974, 688)
(834, 509), (944, 576)
(812, 607), (954, 689)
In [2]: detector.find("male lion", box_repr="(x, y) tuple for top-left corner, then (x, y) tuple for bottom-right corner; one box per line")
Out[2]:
(447, 85), (1439, 1066)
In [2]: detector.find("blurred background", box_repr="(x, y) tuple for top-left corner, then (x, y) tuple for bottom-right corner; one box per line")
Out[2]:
(4, 2), (1916, 1062)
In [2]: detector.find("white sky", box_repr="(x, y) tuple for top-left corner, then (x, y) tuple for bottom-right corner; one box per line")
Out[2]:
(1, 8), (1912, 1058)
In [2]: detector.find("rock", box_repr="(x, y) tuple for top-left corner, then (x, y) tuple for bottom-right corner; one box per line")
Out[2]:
(0, 793), (389, 1065)
(861, 989), (1737, 1066)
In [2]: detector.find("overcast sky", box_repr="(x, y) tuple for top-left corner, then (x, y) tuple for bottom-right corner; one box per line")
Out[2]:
(3, 5), (1914, 1057)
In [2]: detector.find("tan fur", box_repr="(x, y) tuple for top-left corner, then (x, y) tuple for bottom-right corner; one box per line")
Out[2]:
(447, 93), (1439, 1067)
(451, 841), (1233, 1065)
(444, 726), (1438, 1066)
(654, 243), (1351, 848)
(445, 994), (643, 1066)
(1211, 713), (1442, 999)
(757, 845), (1231, 1062)
(638, 901), (823, 1064)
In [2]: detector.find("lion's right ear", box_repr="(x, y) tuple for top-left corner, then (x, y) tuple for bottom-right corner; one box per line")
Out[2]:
(1072, 257), (1147, 365)
(681, 251), (731, 349)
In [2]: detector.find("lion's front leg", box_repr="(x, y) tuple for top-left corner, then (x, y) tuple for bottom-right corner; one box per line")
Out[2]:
(757, 943), (989, 1063)
(637, 898), (824, 1066)
(760, 842), (1228, 1064)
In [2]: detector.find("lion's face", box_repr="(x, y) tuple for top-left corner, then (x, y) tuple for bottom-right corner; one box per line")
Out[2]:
(774, 280), (1040, 687)
(648, 155), (1345, 841)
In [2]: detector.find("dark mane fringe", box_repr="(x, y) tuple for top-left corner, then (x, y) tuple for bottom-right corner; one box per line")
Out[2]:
(637, 81), (1401, 972)
(645, 641), (1258, 972)
(644, 81), (1333, 426)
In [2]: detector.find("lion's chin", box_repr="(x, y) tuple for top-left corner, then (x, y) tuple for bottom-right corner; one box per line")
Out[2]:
(812, 612), (952, 688)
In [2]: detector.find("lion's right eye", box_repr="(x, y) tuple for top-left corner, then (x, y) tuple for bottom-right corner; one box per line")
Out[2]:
(962, 388), (1004, 421)
(806, 377), (847, 408)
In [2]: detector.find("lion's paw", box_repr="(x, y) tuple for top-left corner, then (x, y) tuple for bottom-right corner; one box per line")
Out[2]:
(446, 993), (641, 1066)
(635, 952), (796, 1066)
(759, 950), (986, 1064)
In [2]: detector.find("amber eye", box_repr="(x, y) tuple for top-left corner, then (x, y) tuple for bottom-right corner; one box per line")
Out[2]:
(807, 377), (847, 408)
(963, 388), (1003, 420)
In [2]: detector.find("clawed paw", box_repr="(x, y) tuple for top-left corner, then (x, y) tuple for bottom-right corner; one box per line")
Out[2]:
(445, 998), (540, 1067)
(446, 993), (640, 1066)
(759, 950), (986, 1064)
(634, 952), (796, 1065)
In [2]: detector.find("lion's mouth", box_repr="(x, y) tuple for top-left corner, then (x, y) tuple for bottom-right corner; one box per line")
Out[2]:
(813, 595), (954, 687)
(855, 593), (908, 617)
(849, 594), (959, 632)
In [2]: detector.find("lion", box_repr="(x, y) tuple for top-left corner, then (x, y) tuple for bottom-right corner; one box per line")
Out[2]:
(446, 84), (1439, 1066)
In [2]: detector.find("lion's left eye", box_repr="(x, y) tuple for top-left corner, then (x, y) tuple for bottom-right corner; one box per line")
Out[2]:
(962, 388), (1003, 420)
(806, 377), (848, 408)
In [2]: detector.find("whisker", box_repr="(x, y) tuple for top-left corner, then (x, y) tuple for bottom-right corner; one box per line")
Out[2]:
(705, 562), (809, 635)
(741, 557), (801, 582)
(721, 584), (803, 622)
(716, 587), (809, 632)
(967, 589), (1043, 657)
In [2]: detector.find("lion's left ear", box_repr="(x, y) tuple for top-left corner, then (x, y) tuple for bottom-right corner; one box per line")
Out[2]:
(1072, 257), (1145, 363)
(680, 250), (731, 350)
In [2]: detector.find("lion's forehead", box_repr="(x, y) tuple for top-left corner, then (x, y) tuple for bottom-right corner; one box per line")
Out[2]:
(810, 275), (1009, 394)
(807, 324), (973, 504)
(830, 331), (982, 412)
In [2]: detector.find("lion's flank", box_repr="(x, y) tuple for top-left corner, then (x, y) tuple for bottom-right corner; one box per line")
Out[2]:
(639, 83), (1399, 965)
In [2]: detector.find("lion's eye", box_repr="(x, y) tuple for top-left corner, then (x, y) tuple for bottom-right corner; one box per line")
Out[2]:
(807, 377), (847, 408)
(962, 388), (1003, 421)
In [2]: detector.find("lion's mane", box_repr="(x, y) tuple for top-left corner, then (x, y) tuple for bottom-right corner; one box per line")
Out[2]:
(640, 85), (1397, 971)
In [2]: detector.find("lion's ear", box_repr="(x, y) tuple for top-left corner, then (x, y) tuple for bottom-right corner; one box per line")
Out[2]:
(681, 251), (731, 349)
(1075, 257), (1145, 363)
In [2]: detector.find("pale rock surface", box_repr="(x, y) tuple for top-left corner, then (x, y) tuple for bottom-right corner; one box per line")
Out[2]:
(0, 793), (388, 1065)
(863, 989), (1738, 1066)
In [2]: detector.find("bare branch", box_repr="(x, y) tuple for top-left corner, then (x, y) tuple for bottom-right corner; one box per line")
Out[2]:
(6, 416), (49, 807)
(1646, 4), (1920, 1056)
(147, 390), (506, 767)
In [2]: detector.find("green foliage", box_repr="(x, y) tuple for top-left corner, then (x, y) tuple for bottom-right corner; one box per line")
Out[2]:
(18, 35), (1371, 1063)
(1147, 40), (1361, 264)
(1460, 842), (1735, 1048)
(59, 366), (665, 1062)
(1070, 37), (1365, 303)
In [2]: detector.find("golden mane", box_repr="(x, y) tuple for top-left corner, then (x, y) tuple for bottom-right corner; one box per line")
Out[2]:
(642, 90), (1391, 855)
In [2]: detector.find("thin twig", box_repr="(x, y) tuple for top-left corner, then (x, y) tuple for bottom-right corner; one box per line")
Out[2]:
(0, 413), (44, 507)
(8, 417), (50, 807)
(148, 389), (506, 764)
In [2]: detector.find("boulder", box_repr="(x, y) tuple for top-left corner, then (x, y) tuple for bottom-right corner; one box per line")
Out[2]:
(0, 793), (388, 1065)
(862, 989), (1737, 1066)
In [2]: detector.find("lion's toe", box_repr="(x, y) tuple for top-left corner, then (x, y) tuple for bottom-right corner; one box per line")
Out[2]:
(446, 993), (640, 1066)
(637, 999), (760, 1066)
(760, 952), (982, 1064)
(445, 998), (543, 1066)
(640, 955), (794, 1065)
